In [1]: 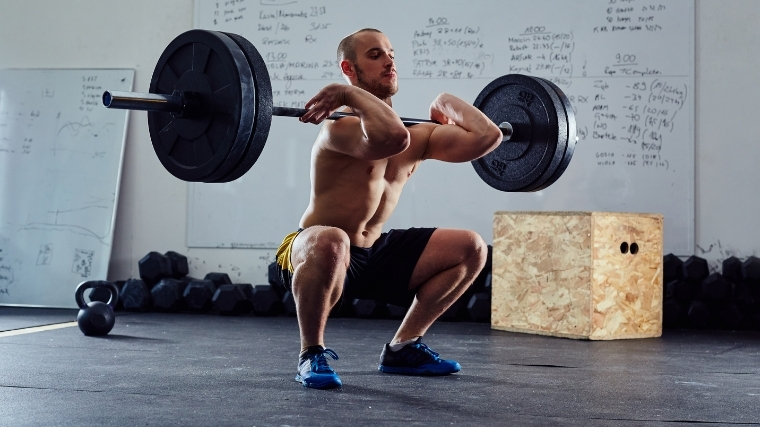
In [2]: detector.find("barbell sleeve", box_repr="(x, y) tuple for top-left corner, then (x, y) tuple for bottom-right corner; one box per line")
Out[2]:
(102, 91), (184, 113)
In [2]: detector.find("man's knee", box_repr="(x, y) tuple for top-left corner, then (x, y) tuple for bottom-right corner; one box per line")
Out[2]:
(458, 230), (488, 274)
(312, 228), (352, 270)
(293, 227), (351, 273)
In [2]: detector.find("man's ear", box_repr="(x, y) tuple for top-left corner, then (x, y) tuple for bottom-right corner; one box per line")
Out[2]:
(340, 60), (355, 78)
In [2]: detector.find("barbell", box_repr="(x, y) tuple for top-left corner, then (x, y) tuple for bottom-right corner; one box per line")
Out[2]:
(102, 29), (576, 192)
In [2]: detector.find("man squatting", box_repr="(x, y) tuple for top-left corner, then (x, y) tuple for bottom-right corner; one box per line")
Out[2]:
(274, 28), (502, 389)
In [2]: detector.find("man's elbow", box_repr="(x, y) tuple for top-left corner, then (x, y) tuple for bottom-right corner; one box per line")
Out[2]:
(390, 128), (411, 153)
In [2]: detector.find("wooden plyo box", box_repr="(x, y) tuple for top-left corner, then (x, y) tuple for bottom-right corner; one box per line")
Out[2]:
(492, 212), (663, 340)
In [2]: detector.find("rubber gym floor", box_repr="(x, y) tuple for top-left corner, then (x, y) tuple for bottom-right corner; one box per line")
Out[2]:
(1, 307), (759, 426)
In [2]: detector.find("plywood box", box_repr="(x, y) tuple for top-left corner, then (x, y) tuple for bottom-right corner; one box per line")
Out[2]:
(492, 212), (663, 340)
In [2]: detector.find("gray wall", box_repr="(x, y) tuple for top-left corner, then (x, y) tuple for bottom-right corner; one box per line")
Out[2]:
(0, 0), (757, 283)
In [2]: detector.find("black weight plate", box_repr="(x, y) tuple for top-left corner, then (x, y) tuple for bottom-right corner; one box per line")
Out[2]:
(471, 74), (561, 192)
(521, 77), (569, 192)
(200, 32), (257, 183)
(148, 30), (255, 182)
(532, 78), (577, 190)
(213, 32), (273, 183)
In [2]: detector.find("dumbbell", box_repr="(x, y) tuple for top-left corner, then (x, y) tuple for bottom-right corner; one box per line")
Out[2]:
(329, 301), (357, 318)
(139, 251), (189, 286)
(166, 251), (189, 278)
(440, 299), (466, 322)
(352, 298), (388, 319)
(701, 273), (732, 305)
(204, 272), (232, 287)
(742, 256), (760, 282)
(682, 255), (709, 282)
(722, 256), (743, 283)
(267, 261), (287, 298)
(138, 252), (171, 286)
(386, 304), (408, 320)
(173, 272), (233, 312)
(686, 300), (710, 329)
(465, 270), (492, 323)
(467, 292), (491, 323)
(662, 297), (685, 329)
(251, 284), (283, 316)
(663, 253), (683, 283)
(716, 304), (743, 330)
(212, 284), (253, 315)
(682, 255), (709, 300)
(282, 291), (296, 317)
(183, 279), (217, 312)
(120, 278), (152, 312)
(665, 279), (692, 304)
(151, 278), (188, 312)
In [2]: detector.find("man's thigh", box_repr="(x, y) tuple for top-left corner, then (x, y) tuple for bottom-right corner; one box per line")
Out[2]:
(408, 228), (485, 289)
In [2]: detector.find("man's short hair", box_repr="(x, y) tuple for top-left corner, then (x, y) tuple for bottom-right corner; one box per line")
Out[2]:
(337, 28), (383, 64)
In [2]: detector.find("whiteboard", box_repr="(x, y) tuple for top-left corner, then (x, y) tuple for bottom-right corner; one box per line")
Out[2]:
(189, 0), (694, 254)
(0, 69), (133, 308)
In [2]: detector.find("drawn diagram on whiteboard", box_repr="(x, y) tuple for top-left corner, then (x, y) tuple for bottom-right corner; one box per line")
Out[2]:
(58, 116), (97, 137)
(52, 115), (117, 157)
(72, 248), (94, 278)
(36, 244), (53, 266)
(0, 266), (11, 295)
(0, 247), (15, 296)
(22, 201), (115, 245)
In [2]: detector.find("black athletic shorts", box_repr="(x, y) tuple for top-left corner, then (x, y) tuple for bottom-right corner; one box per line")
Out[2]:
(274, 227), (436, 307)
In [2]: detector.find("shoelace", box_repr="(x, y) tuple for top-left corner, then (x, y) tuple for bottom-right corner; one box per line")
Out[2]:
(309, 349), (339, 373)
(410, 342), (441, 361)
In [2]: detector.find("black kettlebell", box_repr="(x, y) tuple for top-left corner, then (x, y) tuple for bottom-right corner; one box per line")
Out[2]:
(75, 281), (119, 336)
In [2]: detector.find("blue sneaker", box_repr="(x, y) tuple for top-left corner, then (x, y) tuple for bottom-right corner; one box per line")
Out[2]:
(378, 338), (461, 375)
(295, 346), (342, 389)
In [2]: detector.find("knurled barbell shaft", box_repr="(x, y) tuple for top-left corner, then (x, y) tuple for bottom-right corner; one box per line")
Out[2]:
(272, 106), (440, 128)
(103, 90), (513, 140)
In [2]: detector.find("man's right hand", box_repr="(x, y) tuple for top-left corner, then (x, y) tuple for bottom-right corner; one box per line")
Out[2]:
(300, 83), (349, 125)
(422, 93), (502, 163)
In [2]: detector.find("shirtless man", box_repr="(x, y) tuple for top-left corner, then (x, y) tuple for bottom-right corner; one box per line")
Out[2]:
(274, 28), (502, 389)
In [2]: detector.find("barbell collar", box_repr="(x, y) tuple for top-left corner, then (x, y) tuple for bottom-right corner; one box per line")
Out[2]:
(103, 90), (184, 114)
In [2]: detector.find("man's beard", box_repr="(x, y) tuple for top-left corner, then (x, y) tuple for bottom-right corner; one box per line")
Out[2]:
(354, 63), (398, 99)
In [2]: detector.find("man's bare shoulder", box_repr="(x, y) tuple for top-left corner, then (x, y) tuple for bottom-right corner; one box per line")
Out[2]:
(314, 116), (361, 153)
(315, 115), (414, 162)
